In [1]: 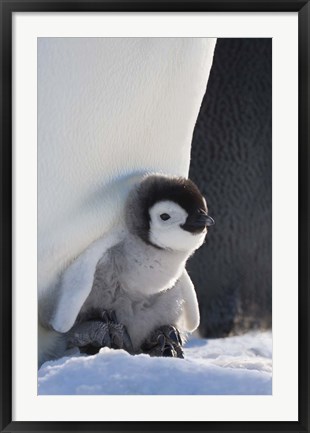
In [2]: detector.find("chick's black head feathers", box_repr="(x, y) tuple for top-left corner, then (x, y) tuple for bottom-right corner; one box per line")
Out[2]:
(125, 174), (209, 246)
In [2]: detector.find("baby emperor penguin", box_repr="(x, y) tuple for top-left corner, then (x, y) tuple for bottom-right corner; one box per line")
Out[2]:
(64, 174), (214, 359)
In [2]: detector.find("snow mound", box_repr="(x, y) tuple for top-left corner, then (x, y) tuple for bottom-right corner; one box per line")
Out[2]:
(38, 331), (272, 395)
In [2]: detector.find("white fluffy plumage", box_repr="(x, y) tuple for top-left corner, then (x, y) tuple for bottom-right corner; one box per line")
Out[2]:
(37, 38), (217, 366)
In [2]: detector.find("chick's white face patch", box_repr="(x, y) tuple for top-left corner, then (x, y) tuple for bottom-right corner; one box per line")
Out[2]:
(148, 200), (206, 252)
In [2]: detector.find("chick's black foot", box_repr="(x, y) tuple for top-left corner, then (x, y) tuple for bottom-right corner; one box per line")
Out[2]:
(141, 325), (184, 359)
(67, 309), (133, 355)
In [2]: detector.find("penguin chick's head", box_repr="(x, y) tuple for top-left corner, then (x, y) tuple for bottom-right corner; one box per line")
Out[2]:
(125, 174), (214, 252)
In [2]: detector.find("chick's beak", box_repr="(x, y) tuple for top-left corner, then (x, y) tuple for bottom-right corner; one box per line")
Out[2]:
(204, 214), (215, 227)
(193, 212), (215, 228)
(182, 211), (215, 232)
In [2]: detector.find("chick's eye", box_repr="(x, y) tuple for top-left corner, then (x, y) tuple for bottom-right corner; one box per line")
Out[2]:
(160, 213), (171, 221)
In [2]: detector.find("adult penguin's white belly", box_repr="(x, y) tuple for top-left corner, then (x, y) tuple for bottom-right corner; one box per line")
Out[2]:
(38, 38), (216, 362)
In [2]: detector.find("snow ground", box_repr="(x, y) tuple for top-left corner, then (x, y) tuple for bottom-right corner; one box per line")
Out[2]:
(38, 331), (272, 395)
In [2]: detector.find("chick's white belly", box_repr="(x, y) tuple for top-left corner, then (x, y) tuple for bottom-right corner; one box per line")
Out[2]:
(120, 237), (186, 297)
(121, 265), (180, 297)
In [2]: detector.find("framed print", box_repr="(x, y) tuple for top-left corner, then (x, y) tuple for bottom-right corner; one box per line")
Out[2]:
(1, 1), (309, 432)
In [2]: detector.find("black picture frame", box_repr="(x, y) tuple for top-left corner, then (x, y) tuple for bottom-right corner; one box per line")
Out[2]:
(1, 1), (309, 432)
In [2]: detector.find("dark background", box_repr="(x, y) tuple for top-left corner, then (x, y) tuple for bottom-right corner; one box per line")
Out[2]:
(188, 38), (272, 338)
